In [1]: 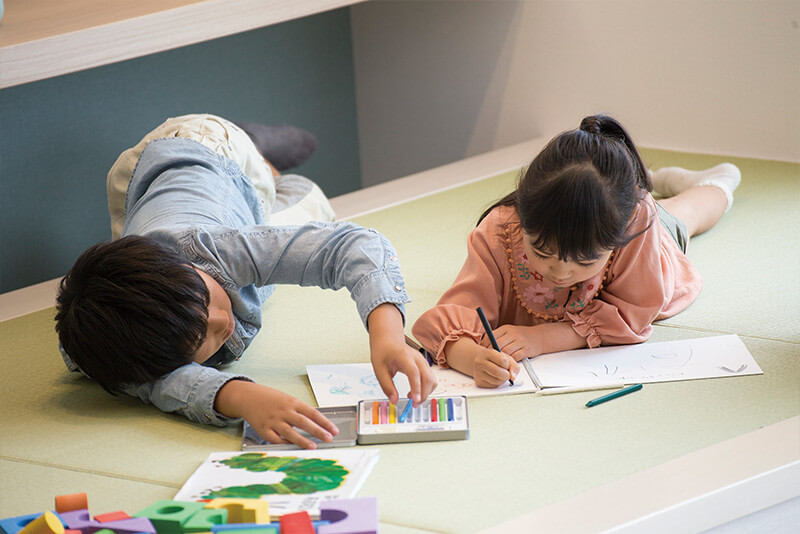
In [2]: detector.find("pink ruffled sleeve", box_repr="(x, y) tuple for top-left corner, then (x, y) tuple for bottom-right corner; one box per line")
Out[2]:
(566, 196), (702, 347)
(412, 210), (511, 366)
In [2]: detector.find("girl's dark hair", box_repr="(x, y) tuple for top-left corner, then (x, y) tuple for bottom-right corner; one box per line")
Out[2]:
(55, 236), (210, 394)
(479, 114), (652, 262)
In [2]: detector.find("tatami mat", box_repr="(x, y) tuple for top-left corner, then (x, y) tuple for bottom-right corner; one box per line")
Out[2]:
(1, 149), (798, 532)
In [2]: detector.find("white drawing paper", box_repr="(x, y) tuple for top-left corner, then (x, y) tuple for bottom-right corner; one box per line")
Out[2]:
(306, 362), (538, 408)
(524, 334), (762, 388)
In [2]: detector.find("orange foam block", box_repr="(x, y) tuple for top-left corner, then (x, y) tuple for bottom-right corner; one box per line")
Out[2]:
(55, 495), (88, 514)
(93, 513), (129, 524)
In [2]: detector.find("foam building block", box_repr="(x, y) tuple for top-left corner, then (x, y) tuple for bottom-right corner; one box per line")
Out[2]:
(1, 514), (66, 534)
(91, 518), (155, 534)
(210, 528), (277, 534)
(318, 497), (378, 534)
(277, 513), (313, 534)
(134, 502), (206, 534)
(55, 495), (88, 514)
(59, 511), (94, 533)
(93, 514), (129, 524)
(181, 509), (228, 534)
(18, 513), (65, 534)
(59, 511), (154, 534)
(203, 501), (268, 525)
(1, 514), (48, 534)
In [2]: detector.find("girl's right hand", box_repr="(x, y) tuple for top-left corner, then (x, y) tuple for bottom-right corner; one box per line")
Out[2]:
(473, 346), (520, 388)
(214, 380), (338, 449)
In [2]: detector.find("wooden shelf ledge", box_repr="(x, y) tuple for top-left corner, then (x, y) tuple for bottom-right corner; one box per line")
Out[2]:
(0, 0), (366, 89)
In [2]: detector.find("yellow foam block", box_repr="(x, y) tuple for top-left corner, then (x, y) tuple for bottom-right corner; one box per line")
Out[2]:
(18, 513), (64, 534)
(203, 500), (269, 524)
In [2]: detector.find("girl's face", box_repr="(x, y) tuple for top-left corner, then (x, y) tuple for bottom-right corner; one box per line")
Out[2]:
(522, 232), (612, 288)
(191, 269), (235, 364)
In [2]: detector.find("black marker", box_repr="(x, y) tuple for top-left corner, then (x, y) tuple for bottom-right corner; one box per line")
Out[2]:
(476, 307), (514, 386)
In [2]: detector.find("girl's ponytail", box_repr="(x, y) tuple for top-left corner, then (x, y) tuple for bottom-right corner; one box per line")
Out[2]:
(579, 115), (652, 192)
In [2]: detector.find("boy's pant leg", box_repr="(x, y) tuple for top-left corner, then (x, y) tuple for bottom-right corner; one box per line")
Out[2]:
(106, 114), (278, 239)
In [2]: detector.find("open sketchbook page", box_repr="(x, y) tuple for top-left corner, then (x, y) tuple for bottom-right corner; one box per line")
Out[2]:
(524, 334), (762, 388)
(174, 449), (379, 515)
(306, 362), (538, 408)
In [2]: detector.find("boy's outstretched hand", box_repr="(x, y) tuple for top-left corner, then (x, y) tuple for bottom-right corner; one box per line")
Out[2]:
(214, 379), (338, 450)
(368, 303), (437, 406)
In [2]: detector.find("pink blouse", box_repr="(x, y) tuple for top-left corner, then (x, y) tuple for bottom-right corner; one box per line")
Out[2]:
(412, 195), (703, 365)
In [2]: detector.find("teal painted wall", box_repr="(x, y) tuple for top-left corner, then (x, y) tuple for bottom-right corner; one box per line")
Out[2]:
(0, 8), (360, 293)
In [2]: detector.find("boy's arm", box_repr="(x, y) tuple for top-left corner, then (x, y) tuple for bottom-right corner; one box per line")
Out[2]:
(120, 363), (252, 426)
(367, 303), (437, 405)
(214, 379), (338, 449)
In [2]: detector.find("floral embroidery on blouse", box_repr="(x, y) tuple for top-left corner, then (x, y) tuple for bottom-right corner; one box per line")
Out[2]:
(523, 283), (555, 304)
(516, 252), (531, 280)
(504, 219), (613, 322)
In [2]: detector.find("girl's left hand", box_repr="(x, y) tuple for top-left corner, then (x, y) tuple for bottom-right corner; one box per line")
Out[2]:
(482, 324), (540, 361)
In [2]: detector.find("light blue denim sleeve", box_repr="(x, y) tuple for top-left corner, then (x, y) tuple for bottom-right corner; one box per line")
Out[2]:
(175, 220), (412, 327)
(120, 363), (252, 426)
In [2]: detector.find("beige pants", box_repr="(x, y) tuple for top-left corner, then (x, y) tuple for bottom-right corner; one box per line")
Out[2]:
(107, 114), (334, 239)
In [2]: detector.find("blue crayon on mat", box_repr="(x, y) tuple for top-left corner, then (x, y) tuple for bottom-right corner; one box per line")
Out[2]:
(585, 383), (643, 407)
(398, 399), (414, 423)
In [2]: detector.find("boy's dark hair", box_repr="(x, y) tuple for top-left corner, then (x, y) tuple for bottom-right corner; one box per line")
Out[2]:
(480, 114), (653, 262)
(55, 236), (209, 394)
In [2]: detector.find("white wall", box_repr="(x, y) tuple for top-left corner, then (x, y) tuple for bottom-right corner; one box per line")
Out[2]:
(351, 0), (800, 186)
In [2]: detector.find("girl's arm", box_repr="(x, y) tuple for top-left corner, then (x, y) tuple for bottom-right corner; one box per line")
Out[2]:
(488, 321), (588, 361)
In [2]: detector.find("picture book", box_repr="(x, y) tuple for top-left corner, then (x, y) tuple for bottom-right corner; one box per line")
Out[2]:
(174, 449), (379, 515)
(307, 334), (761, 406)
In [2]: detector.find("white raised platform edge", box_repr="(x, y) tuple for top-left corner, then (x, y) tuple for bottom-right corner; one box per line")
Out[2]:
(479, 415), (800, 534)
(0, 0), (368, 89)
(0, 136), (546, 322)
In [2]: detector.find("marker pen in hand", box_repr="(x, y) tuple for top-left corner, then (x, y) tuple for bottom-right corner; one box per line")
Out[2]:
(476, 307), (514, 386)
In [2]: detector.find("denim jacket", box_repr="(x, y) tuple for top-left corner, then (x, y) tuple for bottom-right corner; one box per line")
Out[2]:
(60, 137), (411, 425)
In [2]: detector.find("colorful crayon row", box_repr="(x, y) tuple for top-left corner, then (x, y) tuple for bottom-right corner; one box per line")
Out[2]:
(364, 397), (464, 425)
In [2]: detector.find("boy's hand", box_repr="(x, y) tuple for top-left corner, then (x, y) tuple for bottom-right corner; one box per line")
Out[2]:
(367, 303), (437, 406)
(473, 346), (519, 388)
(215, 380), (338, 450)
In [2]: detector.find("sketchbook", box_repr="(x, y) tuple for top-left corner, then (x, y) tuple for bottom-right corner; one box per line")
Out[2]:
(523, 334), (762, 389)
(174, 449), (379, 515)
(306, 362), (538, 408)
(307, 334), (761, 406)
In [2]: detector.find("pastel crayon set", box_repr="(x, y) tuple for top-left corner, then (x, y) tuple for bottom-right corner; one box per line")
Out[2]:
(242, 396), (469, 449)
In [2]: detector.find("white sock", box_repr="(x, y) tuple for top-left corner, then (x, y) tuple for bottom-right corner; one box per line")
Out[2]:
(650, 163), (741, 211)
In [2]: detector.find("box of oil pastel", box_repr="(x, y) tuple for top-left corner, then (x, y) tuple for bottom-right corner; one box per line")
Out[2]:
(242, 396), (469, 449)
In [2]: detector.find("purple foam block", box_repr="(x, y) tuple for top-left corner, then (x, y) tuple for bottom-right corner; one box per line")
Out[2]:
(60, 511), (94, 533)
(318, 497), (378, 534)
(90, 518), (155, 534)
